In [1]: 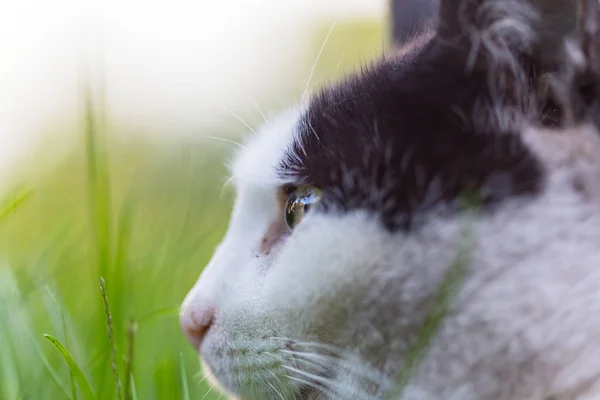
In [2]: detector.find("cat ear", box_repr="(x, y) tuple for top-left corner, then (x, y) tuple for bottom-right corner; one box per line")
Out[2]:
(436, 0), (585, 61)
(435, 0), (600, 125)
(436, 0), (579, 49)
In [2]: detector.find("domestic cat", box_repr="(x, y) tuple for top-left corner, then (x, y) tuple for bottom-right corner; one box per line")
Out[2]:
(180, 0), (600, 398)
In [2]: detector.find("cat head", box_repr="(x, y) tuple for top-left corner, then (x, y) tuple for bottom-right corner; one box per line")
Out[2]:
(180, 1), (600, 398)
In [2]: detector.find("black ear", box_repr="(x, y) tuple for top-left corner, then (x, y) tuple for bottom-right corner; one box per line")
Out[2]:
(390, 0), (438, 46)
(437, 0), (578, 47)
(436, 0), (585, 68)
(434, 0), (600, 126)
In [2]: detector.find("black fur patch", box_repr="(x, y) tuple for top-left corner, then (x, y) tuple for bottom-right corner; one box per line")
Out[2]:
(278, 39), (544, 231)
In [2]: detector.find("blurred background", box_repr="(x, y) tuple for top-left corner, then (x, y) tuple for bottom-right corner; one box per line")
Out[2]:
(0, 1), (389, 398)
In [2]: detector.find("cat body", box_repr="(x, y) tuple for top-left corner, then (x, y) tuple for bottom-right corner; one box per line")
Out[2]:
(180, 1), (600, 398)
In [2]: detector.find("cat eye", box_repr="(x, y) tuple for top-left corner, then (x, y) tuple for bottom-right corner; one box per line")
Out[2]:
(284, 185), (322, 231)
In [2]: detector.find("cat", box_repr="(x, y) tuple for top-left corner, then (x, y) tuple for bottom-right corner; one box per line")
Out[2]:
(180, 0), (600, 398)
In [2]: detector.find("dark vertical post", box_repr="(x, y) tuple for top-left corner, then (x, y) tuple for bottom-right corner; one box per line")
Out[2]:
(390, 0), (438, 45)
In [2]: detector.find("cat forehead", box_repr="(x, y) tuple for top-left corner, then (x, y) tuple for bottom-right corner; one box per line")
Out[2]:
(231, 106), (305, 189)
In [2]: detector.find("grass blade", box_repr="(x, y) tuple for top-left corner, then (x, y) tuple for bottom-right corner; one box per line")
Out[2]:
(180, 353), (190, 400)
(124, 320), (137, 400)
(28, 334), (71, 398)
(130, 374), (138, 400)
(45, 287), (78, 400)
(99, 277), (123, 400)
(0, 189), (33, 222)
(84, 84), (112, 281)
(43, 334), (95, 400)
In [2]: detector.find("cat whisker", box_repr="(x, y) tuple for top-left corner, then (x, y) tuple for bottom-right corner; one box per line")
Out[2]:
(282, 364), (338, 388)
(268, 337), (339, 352)
(308, 120), (321, 143)
(265, 368), (289, 392)
(204, 135), (247, 149)
(278, 349), (333, 372)
(267, 352), (328, 392)
(280, 348), (391, 389)
(266, 379), (286, 400)
(220, 175), (236, 199)
(268, 336), (296, 343)
(285, 366), (373, 400)
(200, 381), (218, 400)
(194, 369), (212, 385)
(301, 18), (338, 105)
(243, 92), (268, 124)
(286, 340), (347, 355)
(283, 374), (336, 399)
(224, 106), (258, 136)
(335, 53), (346, 69)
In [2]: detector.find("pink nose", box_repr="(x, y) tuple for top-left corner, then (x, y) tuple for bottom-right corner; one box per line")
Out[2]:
(180, 306), (215, 350)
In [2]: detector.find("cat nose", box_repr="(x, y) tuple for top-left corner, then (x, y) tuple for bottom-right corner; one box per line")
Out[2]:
(180, 304), (215, 350)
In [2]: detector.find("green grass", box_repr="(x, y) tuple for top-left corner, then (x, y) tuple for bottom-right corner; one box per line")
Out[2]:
(0, 18), (385, 400)
(0, 99), (234, 400)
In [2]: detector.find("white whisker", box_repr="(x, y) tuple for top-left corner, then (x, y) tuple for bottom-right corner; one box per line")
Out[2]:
(288, 363), (374, 400)
(266, 368), (288, 390)
(220, 175), (236, 199)
(281, 348), (390, 387)
(204, 135), (247, 149)
(269, 338), (388, 396)
(284, 374), (334, 398)
(335, 54), (346, 69)
(287, 356), (330, 377)
(279, 349), (330, 361)
(224, 106), (258, 136)
(290, 340), (344, 354)
(279, 349), (333, 368)
(195, 370), (211, 385)
(301, 18), (338, 104)
(269, 336), (294, 342)
(244, 92), (268, 123)
(308, 120), (321, 143)
(200, 381), (218, 400)
(283, 365), (336, 388)
(266, 379), (285, 400)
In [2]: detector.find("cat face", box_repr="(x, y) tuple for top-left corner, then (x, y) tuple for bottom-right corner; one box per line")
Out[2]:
(181, 1), (600, 398)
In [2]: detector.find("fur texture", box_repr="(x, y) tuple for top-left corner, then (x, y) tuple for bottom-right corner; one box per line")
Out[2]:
(181, 0), (600, 398)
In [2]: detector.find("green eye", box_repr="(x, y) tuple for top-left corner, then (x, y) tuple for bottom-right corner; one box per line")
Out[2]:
(284, 185), (322, 231)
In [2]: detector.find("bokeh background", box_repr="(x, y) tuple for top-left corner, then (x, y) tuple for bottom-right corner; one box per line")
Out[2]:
(0, 1), (389, 398)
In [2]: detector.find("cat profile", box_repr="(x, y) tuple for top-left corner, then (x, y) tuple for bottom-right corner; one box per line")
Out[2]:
(180, 0), (600, 398)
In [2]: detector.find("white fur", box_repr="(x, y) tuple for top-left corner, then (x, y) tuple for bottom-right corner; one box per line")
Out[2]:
(230, 105), (306, 188)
